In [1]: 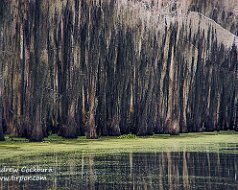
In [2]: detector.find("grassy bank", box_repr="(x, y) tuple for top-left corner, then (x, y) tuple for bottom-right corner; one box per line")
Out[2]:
(0, 131), (238, 160)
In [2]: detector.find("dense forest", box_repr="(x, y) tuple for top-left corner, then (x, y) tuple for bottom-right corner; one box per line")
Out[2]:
(0, 0), (237, 141)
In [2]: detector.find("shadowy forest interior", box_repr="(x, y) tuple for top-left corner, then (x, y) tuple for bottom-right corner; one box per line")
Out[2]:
(0, 0), (237, 141)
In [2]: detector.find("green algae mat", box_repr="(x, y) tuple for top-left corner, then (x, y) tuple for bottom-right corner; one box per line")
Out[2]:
(0, 131), (237, 160)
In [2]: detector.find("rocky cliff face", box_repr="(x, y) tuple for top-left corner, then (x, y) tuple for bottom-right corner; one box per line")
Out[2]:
(0, 0), (237, 140)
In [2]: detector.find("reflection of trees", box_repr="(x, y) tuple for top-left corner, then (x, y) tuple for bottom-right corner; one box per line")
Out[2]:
(1, 152), (238, 189)
(182, 151), (189, 189)
(86, 154), (97, 190)
(116, 152), (237, 190)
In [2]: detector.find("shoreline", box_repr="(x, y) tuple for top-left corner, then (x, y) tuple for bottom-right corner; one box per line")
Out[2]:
(0, 131), (237, 160)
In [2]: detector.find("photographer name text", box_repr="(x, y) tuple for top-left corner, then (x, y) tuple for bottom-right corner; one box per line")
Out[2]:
(0, 166), (53, 174)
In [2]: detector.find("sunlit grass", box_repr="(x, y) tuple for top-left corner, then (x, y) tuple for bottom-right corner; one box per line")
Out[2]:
(0, 131), (237, 160)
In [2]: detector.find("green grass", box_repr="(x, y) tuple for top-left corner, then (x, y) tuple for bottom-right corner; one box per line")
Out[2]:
(0, 131), (238, 160)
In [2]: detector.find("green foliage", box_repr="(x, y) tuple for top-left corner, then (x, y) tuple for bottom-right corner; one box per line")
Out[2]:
(117, 134), (138, 139)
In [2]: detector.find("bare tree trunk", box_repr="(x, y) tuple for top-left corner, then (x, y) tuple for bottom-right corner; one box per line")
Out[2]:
(30, 0), (44, 141)
(0, 75), (4, 141)
(30, 104), (43, 141)
(86, 77), (97, 139)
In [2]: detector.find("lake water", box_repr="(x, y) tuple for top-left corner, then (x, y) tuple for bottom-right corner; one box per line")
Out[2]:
(0, 152), (237, 190)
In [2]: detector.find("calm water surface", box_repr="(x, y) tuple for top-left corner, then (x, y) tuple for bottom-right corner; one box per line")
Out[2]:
(0, 152), (237, 190)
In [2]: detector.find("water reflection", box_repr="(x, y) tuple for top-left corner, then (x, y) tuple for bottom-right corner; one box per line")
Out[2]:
(0, 152), (237, 189)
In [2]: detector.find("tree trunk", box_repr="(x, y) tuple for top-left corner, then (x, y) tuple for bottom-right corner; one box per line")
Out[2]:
(86, 82), (97, 139)
(0, 75), (5, 141)
(30, 104), (43, 141)
(30, 0), (44, 141)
